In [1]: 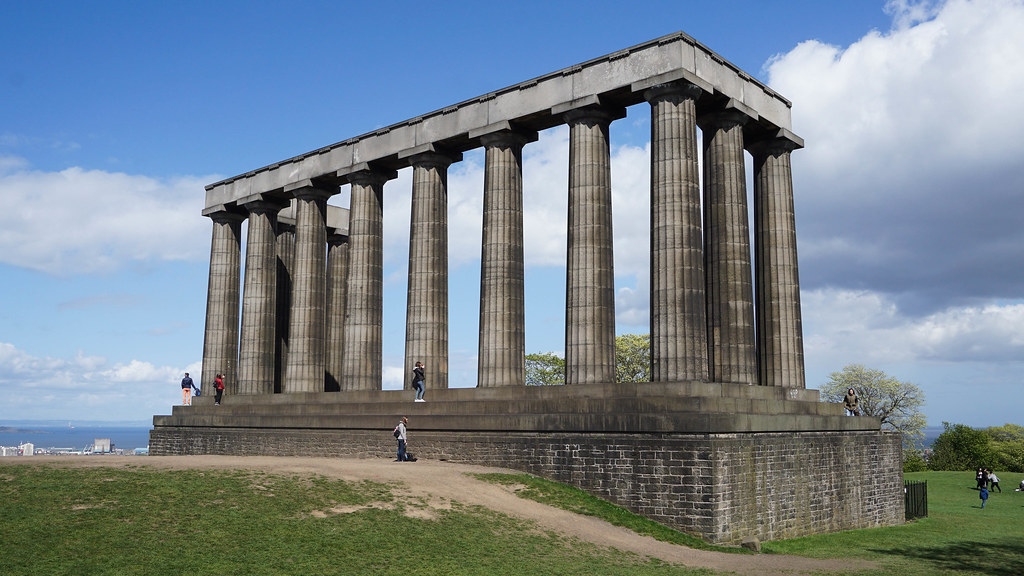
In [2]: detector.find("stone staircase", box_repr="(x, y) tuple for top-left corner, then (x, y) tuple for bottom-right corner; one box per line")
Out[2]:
(154, 381), (877, 434)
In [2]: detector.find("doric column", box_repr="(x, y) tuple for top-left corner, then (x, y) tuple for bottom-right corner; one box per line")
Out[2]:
(237, 199), (286, 395)
(404, 151), (460, 391)
(201, 209), (244, 395)
(700, 105), (757, 385)
(342, 168), (393, 391)
(645, 82), (708, 382)
(324, 227), (349, 392)
(562, 104), (625, 385)
(476, 129), (536, 387)
(274, 221), (295, 394)
(282, 182), (334, 393)
(751, 131), (806, 388)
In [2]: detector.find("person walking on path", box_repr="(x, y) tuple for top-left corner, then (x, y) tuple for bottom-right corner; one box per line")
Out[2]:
(412, 361), (426, 402)
(989, 471), (1001, 492)
(980, 485), (989, 508)
(180, 373), (197, 405)
(395, 417), (409, 462)
(843, 388), (860, 416)
(214, 373), (225, 405)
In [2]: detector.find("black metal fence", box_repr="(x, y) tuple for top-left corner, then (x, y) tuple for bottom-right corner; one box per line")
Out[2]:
(904, 479), (928, 519)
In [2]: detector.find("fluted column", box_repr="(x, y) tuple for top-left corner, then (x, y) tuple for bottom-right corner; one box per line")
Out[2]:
(646, 82), (708, 382)
(477, 130), (535, 387)
(405, 151), (458, 390)
(751, 132), (806, 388)
(274, 222), (295, 394)
(283, 183), (333, 393)
(563, 105), (623, 385)
(201, 209), (244, 395)
(700, 107), (757, 385)
(342, 169), (392, 391)
(324, 228), (349, 392)
(237, 199), (285, 395)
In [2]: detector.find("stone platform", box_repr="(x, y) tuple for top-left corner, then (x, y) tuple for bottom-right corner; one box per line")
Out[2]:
(150, 382), (903, 544)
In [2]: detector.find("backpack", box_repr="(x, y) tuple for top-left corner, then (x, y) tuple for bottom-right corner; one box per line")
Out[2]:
(393, 426), (401, 438)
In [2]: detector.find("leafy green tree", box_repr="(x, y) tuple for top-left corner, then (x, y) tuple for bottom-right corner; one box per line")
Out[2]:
(928, 422), (993, 471)
(525, 352), (565, 386)
(615, 333), (650, 383)
(985, 424), (1024, 473)
(903, 449), (928, 473)
(820, 364), (927, 449)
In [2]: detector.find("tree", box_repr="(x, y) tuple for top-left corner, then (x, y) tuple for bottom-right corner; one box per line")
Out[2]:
(928, 422), (993, 471)
(985, 424), (1024, 473)
(820, 364), (926, 449)
(525, 352), (565, 386)
(615, 333), (650, 383)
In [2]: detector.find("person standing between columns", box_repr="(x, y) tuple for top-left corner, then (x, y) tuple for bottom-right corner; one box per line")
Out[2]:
(214, 373), (225, 405)
(180, 372), (196, 405)
(412, 361), (425, 402)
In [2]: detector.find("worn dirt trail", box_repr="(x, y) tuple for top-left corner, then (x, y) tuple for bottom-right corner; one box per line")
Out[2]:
(19, 455), (876, 575)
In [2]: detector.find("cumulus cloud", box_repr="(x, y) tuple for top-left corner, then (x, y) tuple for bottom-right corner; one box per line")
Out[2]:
(0, 341), (194, 421)
(0, 158), (219, 275)
(766, 0), (1024, 314)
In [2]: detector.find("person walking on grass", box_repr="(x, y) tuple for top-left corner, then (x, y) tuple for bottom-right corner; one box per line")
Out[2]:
(412, 361), (426, 402)
(980, 485), (989, 508)
(989, 471), (1001, 493)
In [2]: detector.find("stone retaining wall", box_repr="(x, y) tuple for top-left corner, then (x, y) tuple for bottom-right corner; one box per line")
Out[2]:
(150, 426), (902, 543)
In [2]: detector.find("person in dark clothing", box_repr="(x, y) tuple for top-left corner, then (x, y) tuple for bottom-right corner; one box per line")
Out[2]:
(395, 417), (409, 461)
(843, 388), (860, 416)
(181, 373), (197, 405)
(412, 361), (425, 402)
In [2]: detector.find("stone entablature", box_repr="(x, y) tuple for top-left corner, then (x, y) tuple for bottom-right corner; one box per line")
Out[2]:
(203, 31), (799, 211)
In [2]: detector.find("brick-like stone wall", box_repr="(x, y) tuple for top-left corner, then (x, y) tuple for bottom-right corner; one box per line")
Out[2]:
(150, 426), (902, 543)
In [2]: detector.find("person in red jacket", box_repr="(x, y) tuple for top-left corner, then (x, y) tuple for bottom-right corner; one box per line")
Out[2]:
(214, 373), (225, 405)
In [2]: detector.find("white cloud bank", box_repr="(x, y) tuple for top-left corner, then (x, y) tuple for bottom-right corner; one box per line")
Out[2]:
(0, 157), (216, 275)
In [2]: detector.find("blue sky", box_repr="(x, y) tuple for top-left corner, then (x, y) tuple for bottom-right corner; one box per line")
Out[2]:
(1, 0), (1021, 427)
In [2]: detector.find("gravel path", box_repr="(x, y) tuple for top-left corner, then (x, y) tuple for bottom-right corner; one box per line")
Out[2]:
(18, 455), (876, 575)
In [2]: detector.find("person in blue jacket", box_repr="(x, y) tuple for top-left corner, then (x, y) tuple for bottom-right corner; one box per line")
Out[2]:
(980, 485), (989, 509)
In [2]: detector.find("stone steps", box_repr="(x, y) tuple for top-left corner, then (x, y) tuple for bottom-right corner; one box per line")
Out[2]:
(155, 380), (870, 434)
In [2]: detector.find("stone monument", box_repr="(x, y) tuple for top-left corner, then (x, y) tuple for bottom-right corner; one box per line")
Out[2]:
(151, 31), (903, 544)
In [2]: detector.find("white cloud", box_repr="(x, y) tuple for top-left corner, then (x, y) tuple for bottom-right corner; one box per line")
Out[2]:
(0, 341), (193, 422)
(765, 0), (1024, 314)
(0, 159), (219, 275)
(803, 288), (1024, 366)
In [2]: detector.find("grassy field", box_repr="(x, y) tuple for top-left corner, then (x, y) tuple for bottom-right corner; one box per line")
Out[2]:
(762, 471), (1024, 576)
(2, 462), (1022, 575)
(0, 462), (714, 576)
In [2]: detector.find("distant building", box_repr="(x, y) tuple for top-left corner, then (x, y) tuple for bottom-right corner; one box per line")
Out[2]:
(93, 439), (111, 453)
(19, 443), (34, 456)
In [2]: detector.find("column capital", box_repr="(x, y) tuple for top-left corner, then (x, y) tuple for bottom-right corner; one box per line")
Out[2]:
(342, 165), (398, 187)
(697, 99), (757, 131)
(203, 206), (246, 224)
(285, 180), (336, 201)
(643, 80), (703, 104)
(747, 128), (805, 157)
(560, 104), (627, 126)
(399, 144), (462, 169)
(241, 195), (289, 215)
(469, 121), (538, 148)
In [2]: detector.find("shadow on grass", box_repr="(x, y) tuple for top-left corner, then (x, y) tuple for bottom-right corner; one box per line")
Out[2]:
(872, 538), (1024, 576)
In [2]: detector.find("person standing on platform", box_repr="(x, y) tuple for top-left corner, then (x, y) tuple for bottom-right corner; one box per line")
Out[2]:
(412, 361), (426, 402)
(843, 388), (859, 416)
(180, 372), (196, 405)
(214, 373), (225, 405)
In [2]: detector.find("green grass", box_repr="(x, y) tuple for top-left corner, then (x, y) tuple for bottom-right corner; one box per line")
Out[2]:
(0, 463), (716, 576)
(762, 471), (1024, 575)
(471, 473), (748, 554)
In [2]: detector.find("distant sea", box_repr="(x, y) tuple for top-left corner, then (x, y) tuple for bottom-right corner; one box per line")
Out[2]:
(0, 424), (152, 451)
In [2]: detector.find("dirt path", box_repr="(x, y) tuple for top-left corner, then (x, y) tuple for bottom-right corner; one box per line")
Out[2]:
(17, 455), (876, 575)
